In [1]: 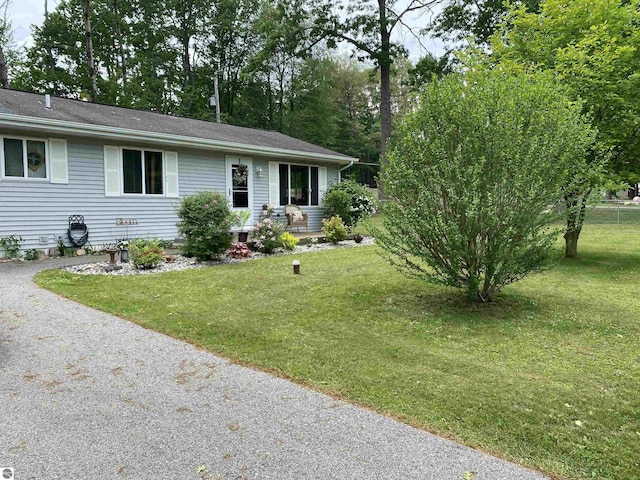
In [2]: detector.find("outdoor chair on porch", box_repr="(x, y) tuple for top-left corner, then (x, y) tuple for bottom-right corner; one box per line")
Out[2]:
(284, 204), (308, 232)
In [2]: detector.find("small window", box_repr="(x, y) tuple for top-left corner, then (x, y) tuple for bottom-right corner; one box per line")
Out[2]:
(145, 151), (163, 195)
(278, 163), (319, 206)
(2, 138), (47, 179)
(122, 148), (163, 195)
(230, 163), (249, 208)
(279, 164), (289, 206)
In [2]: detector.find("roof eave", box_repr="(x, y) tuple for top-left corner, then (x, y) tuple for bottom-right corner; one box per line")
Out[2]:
(0, 113), (357, 164)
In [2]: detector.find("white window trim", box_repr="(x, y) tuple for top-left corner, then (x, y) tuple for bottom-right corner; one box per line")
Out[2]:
(120, 146), (165, 196)
(278, 162), (320, 207)
(0, 135), (50, 181)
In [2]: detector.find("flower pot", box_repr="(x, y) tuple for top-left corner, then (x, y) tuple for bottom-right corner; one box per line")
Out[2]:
(120, 249), (129, 263)
(238, 231), (249, 243)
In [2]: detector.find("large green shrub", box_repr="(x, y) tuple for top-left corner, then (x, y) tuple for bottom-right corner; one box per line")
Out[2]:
(177, 191), (235, 260)
(323, 180), (377, 230)
(372, 68), (596, 302)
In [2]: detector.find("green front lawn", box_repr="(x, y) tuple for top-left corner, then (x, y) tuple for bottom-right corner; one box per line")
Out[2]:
(36, 225), (640, 480)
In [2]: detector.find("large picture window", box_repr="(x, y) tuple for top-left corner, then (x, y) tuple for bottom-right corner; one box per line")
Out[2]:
(279, 164), (319, 206)
(122, 148), (163, 195)
(2, 137), (47, 179)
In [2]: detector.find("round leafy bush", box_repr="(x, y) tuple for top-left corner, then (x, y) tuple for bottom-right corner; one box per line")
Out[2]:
(322, 215), (348, 244)
(323, 180), (377, 230)
(252, 218), (286, 253)
(373, 67), (596, 302)
(281, 232), (299, 251)
(130, 239), (164, 269)
(177, 191), (235, 260)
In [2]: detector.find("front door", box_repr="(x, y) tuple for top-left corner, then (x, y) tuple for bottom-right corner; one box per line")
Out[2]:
(225, 157), (253, 213)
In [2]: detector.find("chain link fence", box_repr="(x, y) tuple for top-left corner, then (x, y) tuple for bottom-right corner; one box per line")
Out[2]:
(585, 200), (640, 224)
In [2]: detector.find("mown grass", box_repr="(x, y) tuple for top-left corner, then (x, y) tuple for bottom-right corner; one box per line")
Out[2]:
(36, 225), (640, 480)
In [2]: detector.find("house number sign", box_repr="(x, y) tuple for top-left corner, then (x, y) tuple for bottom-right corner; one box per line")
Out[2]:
(116, 218), (138, 226)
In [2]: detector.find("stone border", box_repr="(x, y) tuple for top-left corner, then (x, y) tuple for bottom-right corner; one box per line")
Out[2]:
(63, 237), (375, 276)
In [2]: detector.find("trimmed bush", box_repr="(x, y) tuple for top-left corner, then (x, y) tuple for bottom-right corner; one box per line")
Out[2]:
(177, 191), (235, 260)
(130, 239), (164, 269)
(252, 218), (286, 253)
(322, 215), (348, 244)
(281, 232), (299, 251)
(323, 180), (377, 230)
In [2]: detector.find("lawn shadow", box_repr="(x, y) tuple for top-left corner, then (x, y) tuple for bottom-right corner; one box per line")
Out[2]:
(554, 250), (640, 279)
(354, 248), (640, 336)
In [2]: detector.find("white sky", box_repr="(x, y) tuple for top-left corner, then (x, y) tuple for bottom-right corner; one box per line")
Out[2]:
(6, 0), (446, 59)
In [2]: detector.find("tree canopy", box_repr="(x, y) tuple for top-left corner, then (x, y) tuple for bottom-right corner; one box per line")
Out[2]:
(492, 0), (640, 185)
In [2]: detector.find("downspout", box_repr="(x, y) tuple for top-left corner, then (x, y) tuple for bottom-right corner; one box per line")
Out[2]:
(338, 160), (355, 182)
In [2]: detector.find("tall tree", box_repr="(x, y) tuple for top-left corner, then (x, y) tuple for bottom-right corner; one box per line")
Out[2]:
(329, 58), (379, 162)
(493, 0), (640, 256)
(319, 0), (438, 159)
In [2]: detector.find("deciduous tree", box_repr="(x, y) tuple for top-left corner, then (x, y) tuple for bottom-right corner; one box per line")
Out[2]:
(492, 0), (640, 256)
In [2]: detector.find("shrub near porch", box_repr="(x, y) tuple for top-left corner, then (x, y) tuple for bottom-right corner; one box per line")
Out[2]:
(36, 224), (640, 480)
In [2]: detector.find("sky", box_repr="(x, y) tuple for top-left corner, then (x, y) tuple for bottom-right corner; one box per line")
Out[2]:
(6, 0), (446, 59)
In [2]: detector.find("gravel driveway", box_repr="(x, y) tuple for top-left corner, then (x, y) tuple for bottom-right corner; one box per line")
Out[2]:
(0, 257), (549, 480)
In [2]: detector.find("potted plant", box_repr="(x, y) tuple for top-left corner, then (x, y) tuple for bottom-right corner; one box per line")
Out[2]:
(116, 239), (130, 262)
(235, 210), (252, 242)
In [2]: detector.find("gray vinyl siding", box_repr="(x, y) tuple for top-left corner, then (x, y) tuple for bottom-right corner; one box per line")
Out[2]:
(0, 140), (181, 252)
(0, 135), (343, 253)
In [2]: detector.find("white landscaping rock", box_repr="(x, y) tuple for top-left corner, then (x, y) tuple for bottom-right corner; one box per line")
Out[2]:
(63, 237), (376, 276)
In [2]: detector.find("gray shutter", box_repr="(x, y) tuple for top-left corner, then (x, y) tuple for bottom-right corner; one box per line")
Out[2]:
(49, 138), (68, 184)
(269, 161), (279, 206)
(319, 166), (328, 204)
(164, 151), (179, 198)
(104, 145), (121, 196)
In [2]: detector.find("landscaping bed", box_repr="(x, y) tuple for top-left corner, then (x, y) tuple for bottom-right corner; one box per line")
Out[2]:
(63, 237), (375, 275)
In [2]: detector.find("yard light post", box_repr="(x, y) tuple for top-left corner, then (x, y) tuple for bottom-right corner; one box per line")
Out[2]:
(293, 260), (300, 274)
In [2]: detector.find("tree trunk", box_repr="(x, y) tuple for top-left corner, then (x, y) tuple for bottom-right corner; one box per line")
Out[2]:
(564, 191), (589, 258)
(181, 28), (192, 87)
(0, 45), (9, 88)
(82, 0), (98, 102)
(113, 0), (127, 86)
(45, 0), (56, 78)
(564, 228), (581, 258)
(378, 0), (392, 161)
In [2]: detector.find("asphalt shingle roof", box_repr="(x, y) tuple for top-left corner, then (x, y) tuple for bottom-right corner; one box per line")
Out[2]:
(0, 89), (354, 161)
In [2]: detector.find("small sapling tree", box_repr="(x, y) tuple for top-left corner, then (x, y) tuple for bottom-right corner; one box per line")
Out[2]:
(372, 68), (596, 302)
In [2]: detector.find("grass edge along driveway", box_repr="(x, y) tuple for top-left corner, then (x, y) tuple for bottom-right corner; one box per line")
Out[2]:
(36, 224), (640, 480)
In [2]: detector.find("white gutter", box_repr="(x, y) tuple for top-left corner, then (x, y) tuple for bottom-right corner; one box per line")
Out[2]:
(0, 113), (357, 164)
(338, 160), (356, 181)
